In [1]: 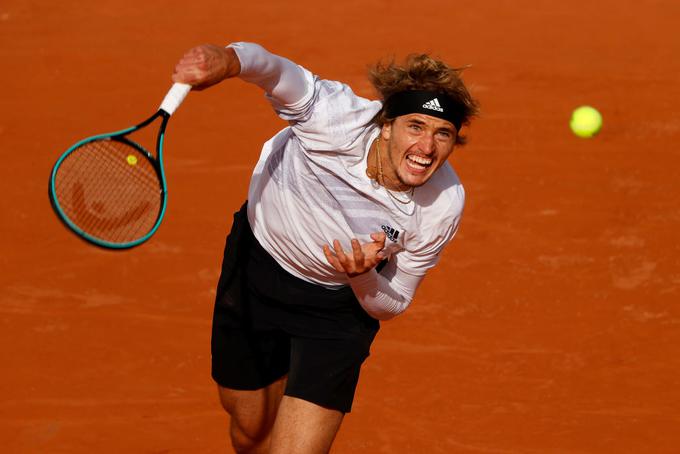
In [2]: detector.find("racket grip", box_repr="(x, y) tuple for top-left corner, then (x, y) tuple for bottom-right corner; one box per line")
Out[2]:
(159, 83), (192, 116)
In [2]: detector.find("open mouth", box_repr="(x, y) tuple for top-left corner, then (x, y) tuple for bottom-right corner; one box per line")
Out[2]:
(405, 154), (433, 172)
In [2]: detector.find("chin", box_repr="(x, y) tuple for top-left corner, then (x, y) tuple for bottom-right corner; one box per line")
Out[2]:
(401, 167), (435, 186)
(400, 174), (429, 188)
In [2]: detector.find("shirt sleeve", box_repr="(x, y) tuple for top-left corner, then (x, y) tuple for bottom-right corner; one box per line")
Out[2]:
(347, 259), (423, 320)
(395, 183), (465, 276)
(229, 42), (310, 108)
(229, 42), (381, 153)
(349, 190), (464, 321)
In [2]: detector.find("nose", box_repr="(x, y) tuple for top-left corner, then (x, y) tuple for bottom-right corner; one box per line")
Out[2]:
(417, 133), (436, 154)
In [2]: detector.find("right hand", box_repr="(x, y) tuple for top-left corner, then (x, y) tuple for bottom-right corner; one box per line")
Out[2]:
(172, 44), (241, 90)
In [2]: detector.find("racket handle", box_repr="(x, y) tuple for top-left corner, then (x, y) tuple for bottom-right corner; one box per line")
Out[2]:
(159, 83), (192, 116)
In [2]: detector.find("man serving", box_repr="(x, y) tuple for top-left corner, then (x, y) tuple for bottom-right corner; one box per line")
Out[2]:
(173, 41), (478, 453)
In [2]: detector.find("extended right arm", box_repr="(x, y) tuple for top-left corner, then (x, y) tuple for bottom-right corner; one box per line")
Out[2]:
(172, 42), (308, 106)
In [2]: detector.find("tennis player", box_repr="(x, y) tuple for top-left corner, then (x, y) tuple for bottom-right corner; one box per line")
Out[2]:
(172, 42), (478, 453)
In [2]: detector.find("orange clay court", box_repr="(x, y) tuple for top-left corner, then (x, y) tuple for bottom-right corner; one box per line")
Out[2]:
(1, 1), (679, 452)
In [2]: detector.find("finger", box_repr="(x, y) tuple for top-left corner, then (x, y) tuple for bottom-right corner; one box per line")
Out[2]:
(175, 61), (200, 76)
(351, 238), (364, 268)
(172, 70), (191, 84)
(364, 248), (384, 266)
(333, 240), (354, 273)
(333, 240), (347, 262)
(184, 47), (204, 60)
(370, 231), (387, 246)
(366, 232), (386, 255)
(177, 55), (201, 68)
(323, 245), (345, 272)
(171, 71), (200, 87)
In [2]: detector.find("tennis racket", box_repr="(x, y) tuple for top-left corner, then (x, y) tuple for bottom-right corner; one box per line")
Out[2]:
(49, 82), (191, 249)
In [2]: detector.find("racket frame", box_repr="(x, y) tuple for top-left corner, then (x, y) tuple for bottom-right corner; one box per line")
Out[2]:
(49, 110), (171, 249)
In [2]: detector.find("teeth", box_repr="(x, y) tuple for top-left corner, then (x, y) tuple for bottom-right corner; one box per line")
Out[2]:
(408, 155), (432, 166)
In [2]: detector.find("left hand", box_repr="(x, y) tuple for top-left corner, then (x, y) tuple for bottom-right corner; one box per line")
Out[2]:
(323, 232), (387, 277)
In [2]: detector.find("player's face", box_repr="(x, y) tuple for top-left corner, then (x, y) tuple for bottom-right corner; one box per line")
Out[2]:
(381, 113), (457, 188)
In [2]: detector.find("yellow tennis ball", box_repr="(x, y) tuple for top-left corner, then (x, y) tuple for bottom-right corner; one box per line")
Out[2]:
(126, 155), (138, 166)
(570, 106), (603, 138)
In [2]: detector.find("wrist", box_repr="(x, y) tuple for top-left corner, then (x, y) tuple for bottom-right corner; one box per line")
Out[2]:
(347, 269), (376, 283)
(223, 46), (241, 79)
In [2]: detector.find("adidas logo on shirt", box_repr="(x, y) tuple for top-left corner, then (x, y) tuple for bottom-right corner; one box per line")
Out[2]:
(422, 98), (444, 112)
(381, 225), (400, 242)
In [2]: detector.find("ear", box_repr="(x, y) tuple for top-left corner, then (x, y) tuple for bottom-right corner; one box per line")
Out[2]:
(381, 121), (392, 141)
(454, 125), (466, 146)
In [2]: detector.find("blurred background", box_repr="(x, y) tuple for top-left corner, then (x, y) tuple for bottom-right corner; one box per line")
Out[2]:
(1, 0), (679, 452)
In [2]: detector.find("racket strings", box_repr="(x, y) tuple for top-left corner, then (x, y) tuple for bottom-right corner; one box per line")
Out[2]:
(61, 142), (158, 242)
(53, 138), (163, 244)
(76, 140), (159, 240)
(80, 143), (156, 239)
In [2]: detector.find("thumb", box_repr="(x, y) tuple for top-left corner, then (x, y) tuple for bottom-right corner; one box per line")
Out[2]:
(370, 231), (387, 245)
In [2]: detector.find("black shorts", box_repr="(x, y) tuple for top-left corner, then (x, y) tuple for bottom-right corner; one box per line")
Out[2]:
(211, 202), (380, 413)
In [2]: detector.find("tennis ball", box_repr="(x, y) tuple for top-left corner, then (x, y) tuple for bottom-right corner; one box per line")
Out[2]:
(570, 106), (602, 138)
(126, 155), (138, 166)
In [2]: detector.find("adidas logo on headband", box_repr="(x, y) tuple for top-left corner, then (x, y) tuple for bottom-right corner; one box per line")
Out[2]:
(422, 98), (444, 112)
(384, 90), (461, 129)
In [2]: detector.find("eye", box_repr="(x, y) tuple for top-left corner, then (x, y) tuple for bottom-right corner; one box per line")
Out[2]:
(409, 123), (422, 131)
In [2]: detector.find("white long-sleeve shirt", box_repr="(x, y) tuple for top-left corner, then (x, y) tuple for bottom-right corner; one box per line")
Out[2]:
(230, 42), (465, 320)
